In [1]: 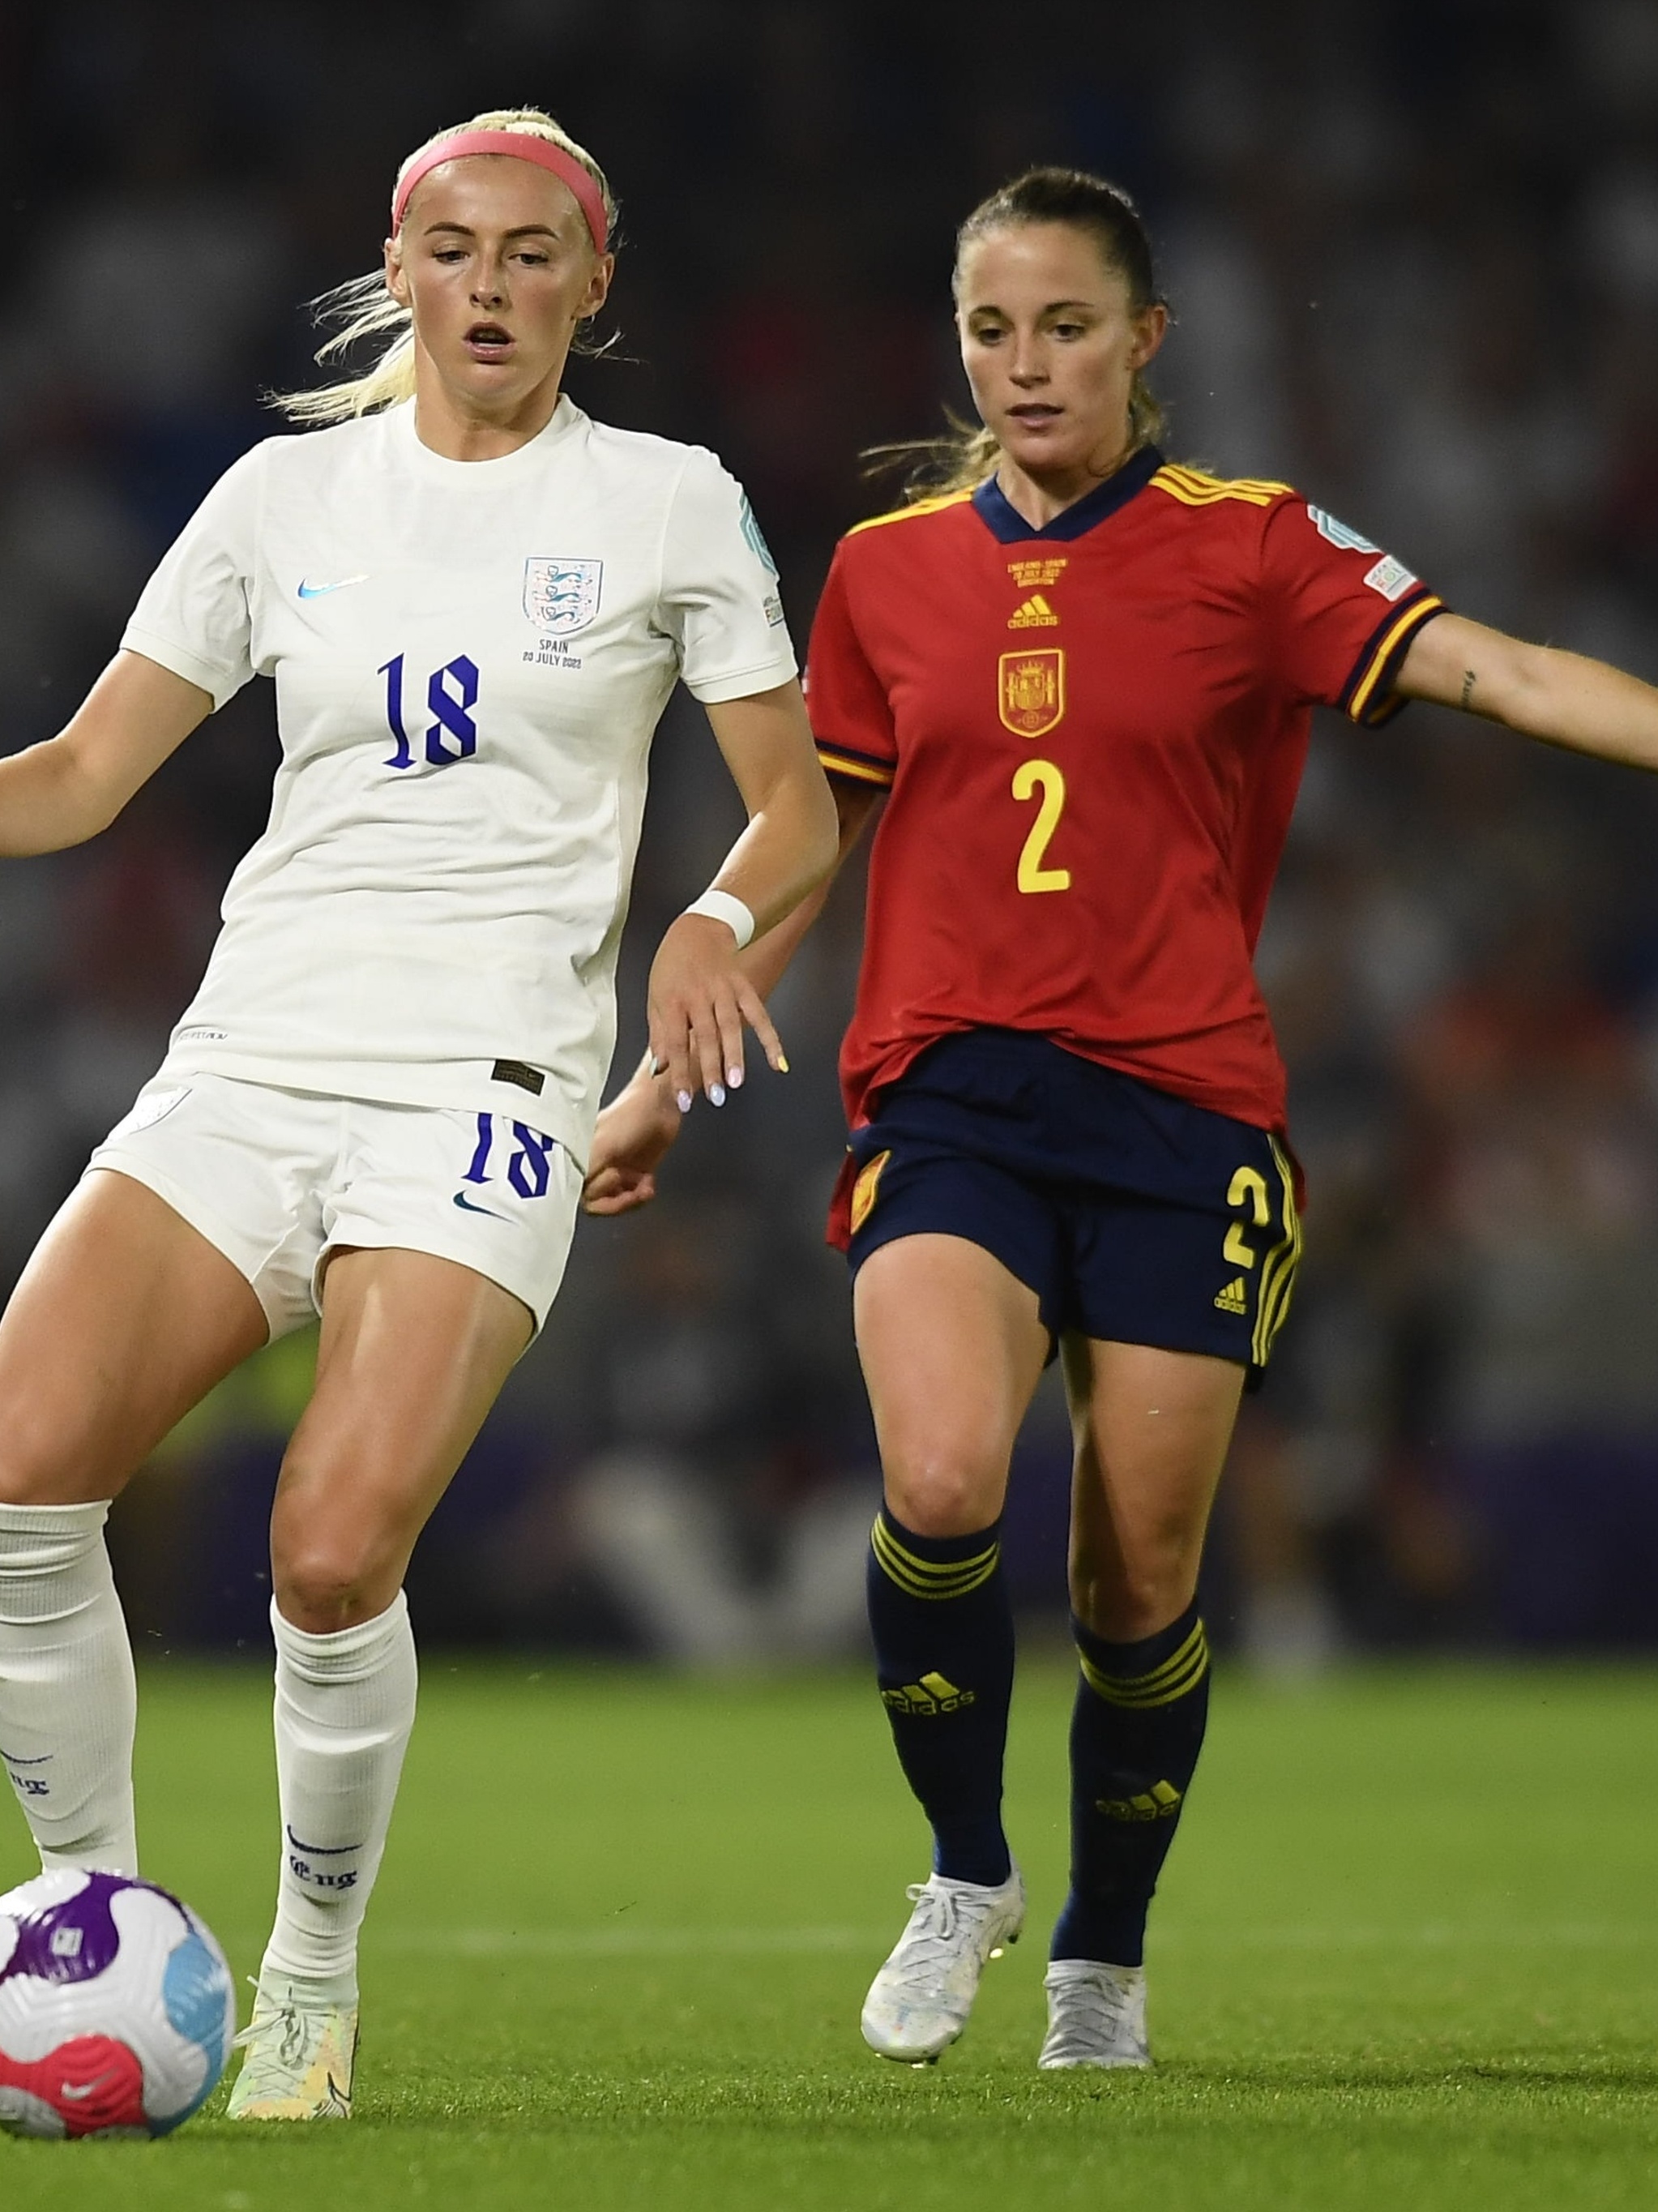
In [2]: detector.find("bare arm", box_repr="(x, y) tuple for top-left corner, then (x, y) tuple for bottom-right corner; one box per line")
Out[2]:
(732, 772), (882, 997)
(0, 651), (212, 856)
(643, 678), (840, 1111)
(1396, 612), (1658, 770)
(699, 678), (845, 937)
(587, 773), (881, 1215)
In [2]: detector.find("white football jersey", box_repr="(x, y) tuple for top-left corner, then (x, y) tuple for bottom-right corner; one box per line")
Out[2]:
(118, 397), (796, 1165)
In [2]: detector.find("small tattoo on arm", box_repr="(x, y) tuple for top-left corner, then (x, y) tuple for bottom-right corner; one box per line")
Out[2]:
(1459, 668), (1476, 709)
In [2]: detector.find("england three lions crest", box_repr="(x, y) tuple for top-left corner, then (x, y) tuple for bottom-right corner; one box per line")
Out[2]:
(523, 558), (603, 637)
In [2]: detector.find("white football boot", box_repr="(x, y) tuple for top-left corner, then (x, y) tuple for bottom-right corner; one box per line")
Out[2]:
(224, 1986), (358, 2120)
(861, 1868), (1026, 2063)
(1037, 1958), (1151, 2069)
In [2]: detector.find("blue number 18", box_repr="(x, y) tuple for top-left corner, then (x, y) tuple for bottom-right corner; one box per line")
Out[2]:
(378, 653), (481, 772)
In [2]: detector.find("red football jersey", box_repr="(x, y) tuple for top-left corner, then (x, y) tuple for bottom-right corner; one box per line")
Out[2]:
(807, 447), (1445, 1224)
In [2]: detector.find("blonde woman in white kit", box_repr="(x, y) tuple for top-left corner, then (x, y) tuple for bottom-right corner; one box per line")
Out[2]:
(0, 107), (835, 2119)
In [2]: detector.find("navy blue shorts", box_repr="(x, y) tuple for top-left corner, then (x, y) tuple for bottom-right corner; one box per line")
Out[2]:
(844, 1030), (1301, 1380)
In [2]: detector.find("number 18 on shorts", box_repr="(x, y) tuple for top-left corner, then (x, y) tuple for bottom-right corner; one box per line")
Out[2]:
(88, 1076), (582, 1340)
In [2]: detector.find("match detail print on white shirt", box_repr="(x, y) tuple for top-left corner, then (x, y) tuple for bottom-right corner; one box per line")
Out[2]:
(120, 398), (797, 1166)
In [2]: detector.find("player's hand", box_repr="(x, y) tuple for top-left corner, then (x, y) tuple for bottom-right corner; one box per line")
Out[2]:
(645, 911), (787, 1113)
(582, 1075), (683, 1215)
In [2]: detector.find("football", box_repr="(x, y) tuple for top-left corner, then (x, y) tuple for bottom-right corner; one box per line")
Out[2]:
(0, 1869), (236, 2138)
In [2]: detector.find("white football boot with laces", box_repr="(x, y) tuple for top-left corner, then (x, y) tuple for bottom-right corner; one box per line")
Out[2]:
(1038, 1958), (1151, 2069)
(861, 1868), (1026, 2063)
(224, 1985), (358, 2120)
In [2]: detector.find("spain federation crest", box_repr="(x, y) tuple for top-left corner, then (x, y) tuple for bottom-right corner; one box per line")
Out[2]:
(523, 558), (604, 637)
(998, 648), (1066, 738)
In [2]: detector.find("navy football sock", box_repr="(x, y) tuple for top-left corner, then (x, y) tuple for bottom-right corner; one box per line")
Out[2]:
(1050, 1602), (1211, 1967)
(866, 1506), (1015, 1887)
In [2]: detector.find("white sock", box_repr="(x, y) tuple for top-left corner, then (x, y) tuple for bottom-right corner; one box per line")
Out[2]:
(260, 1591), (417, 2007)
(0, 1500), (139, 1876)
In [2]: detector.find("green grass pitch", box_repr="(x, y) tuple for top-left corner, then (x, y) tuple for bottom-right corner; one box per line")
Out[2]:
(2, 1660), (1656, 2210)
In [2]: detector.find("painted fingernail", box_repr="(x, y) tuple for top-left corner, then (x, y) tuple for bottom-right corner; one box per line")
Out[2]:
(776, 1053), (790, 1073)
(676, 1090), (693, 1114)
(710, 1084), (726, 1107)
(727, 1066), (744, 1089)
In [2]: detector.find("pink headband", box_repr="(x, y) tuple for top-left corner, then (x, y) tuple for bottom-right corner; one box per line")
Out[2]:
(391, 130), (609, 253)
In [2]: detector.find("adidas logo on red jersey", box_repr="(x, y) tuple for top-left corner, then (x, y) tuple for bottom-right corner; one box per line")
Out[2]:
(1008, 593), (1060, 629)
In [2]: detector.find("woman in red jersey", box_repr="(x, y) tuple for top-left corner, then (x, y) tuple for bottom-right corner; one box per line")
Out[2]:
(587, 167), (1658, 2069)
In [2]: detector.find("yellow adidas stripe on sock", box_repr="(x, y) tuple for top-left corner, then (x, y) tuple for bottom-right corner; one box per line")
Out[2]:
(870, 1517), (1001, 1600)
(1078, 1619), (1211, 1707)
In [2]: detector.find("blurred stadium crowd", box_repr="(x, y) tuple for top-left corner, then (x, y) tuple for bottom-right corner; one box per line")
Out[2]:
(2, 0), (1658, 1658)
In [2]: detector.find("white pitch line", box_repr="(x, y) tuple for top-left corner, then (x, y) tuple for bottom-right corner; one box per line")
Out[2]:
(203, 1920), (1658, 1964)
(372, 1926), (878, 1957)
(1160, 1923), (1658, 1952)
(350, 1922), (1658, 1961)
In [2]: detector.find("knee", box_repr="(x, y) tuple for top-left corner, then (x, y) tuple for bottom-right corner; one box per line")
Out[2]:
(271, 1479), (401, 1635)
(271, 1543), (386, 1634)
(1070, 1541), (1199, 1644)
(1073, 1577), (1194, 1644)
(882, 1453), (1006, 1538)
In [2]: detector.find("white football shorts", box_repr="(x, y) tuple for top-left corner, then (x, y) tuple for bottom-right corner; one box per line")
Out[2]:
(85, 1073), (581, 1340)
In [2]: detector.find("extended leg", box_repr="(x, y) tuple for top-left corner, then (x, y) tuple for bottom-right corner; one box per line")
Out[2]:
(229, 1246), (529, 2120)
(1043, 1337), (1243, 2069)
(851, 1233), (1049, 2061)
(0, 1170), (267, 1875)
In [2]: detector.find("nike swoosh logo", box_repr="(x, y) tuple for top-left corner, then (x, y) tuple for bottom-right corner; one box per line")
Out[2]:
(286, 1825), (361, 1856)
(453, 1190), (509, 1219)
(297, 574), (369, 598)
(1, 1750), (49, 1763)
(58, 2077), (113, 2102)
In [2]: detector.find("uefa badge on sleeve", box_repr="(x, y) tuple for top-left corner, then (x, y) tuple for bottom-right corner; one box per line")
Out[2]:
(523, 558), (604, 637)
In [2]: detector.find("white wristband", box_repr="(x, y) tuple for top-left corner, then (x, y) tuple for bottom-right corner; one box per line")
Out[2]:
(684, 888), (755, 949)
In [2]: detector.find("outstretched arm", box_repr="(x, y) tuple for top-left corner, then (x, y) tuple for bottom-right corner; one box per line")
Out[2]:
(0, 651), (212, 856)
(1396, 612), (1658, 769)
(585, 772), (880, 1217)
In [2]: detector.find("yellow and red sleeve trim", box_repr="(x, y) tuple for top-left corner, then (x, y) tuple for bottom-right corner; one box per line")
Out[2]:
(844, 488), (976, 537)
(815, 740), (895, 789)
(1339, 590), (1446, 727)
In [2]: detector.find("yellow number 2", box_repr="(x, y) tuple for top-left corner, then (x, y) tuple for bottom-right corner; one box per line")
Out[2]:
(1011, 759), (1071, 893)
(1224, 1165), (1270, 1268)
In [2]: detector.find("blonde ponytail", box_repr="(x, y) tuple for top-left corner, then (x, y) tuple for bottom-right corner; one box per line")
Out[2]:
(270, 107), (615, 427)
